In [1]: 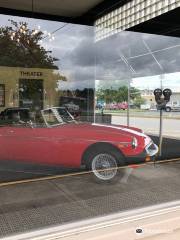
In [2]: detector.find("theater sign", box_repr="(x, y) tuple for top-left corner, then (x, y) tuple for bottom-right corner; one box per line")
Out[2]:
(0, 66), (66, 111)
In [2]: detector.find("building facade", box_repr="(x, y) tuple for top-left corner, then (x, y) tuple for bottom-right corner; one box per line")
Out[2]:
(0, 66), (65, 112)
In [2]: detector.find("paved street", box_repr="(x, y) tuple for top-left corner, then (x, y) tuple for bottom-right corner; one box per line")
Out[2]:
(0, 161), (180, 238)
(111, 115), (180, 139)
(102, 110), (180, 119)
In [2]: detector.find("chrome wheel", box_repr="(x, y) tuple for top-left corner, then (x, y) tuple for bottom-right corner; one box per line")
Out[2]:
(91, 153), (118, 181)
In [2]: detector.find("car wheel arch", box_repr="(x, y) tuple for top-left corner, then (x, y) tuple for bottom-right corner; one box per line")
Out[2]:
(81, 142), (126, 166)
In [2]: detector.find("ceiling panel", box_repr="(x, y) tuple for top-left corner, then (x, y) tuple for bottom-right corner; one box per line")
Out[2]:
(0, 0), (104, 17)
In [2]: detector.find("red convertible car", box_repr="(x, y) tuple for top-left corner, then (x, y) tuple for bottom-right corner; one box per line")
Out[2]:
(0, 107), (158, 182)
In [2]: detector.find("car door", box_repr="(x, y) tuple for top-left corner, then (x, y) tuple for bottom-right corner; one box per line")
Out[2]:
(30, 127), (65, 165)
(0, 126), (13, 161)
(0, 124), (66, 166)
(0, 125), (41, 163)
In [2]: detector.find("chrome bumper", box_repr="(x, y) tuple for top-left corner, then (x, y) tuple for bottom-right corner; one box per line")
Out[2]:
(145, 142), (159, 157)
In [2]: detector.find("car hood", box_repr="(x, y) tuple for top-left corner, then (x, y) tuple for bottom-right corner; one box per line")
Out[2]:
(57, 122), (151, 145)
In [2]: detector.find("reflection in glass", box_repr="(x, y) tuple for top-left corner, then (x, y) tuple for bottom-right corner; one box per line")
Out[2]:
(0, 12), (180, 239)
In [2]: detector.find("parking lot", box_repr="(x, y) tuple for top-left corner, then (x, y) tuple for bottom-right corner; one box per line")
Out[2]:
(0, 158), (180, 238)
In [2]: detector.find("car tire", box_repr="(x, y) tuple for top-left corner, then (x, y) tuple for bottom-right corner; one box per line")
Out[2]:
(165, 107), (171, 112)
(85, 146), (125, 183)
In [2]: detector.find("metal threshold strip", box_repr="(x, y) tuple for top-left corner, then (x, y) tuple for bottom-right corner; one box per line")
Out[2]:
(0, 157), (180, 188)
(2, 200), (180, 240)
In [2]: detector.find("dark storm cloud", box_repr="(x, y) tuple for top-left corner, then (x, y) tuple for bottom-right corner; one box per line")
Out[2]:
(67, 29), (171, 83)
(1, 13), (180, 90)
(129, 33), (180, 76)
(68, 27), (180, 80)
(110, 31), (180, 77)
(51, 25), (94, 69)
(70, 37), (95, 67)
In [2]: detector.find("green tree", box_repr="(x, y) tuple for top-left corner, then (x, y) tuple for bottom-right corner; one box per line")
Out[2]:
(96, 86), (144, 104)
(96, 88), (104, 101)
(130, 87), (141, 100)
(96, 88), (115, 103)
(115, 86), (142, 103)
(0, 20), (58, 69)
(115, 86), (128, 102)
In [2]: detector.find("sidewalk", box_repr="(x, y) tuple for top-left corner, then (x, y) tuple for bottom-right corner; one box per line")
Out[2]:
(0, 163), (180, 237)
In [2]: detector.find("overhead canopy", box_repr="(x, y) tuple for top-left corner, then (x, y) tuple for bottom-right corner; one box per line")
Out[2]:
(0, 0), (130, 25)
(0, 0), (179, 37)
(0, 0), (104, 17)
(130, 7), (180, 38)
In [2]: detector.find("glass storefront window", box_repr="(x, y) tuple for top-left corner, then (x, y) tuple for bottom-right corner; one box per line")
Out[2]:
(0, 11), (180, 239)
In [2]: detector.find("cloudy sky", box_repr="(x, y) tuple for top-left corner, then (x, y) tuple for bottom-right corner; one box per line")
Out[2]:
(1, 14), (180, 92)
(0, 14), (95, 90)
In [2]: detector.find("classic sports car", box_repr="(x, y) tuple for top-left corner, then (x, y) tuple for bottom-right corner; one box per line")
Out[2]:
(0, 107), (158, 182)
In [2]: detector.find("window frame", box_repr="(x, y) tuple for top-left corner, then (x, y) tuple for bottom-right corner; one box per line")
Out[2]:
(0, 84), (5, 107)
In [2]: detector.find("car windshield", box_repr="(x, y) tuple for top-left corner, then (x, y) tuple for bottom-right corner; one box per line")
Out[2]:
(41, 108), (75, 127)
(0, 107), (75, 128)
(56, 108), (75, 123)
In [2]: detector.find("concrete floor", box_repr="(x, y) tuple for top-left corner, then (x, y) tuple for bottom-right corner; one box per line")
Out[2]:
(0, 161), (180, 238)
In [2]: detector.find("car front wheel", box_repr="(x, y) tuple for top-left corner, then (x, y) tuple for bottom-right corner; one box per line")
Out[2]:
(91, 153), (118, 181)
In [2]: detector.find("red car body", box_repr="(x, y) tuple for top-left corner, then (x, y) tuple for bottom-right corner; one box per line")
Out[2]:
(0, 119), (158, 168)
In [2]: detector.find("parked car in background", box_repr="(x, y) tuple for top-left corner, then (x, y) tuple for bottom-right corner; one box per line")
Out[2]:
(106, 102), (128, 110)
(148, 101), (180, 112)
(62, 102), (81, 120)
(63, 102), (80, 112)
(118, 102), (128, 110)
(0, 107), (32, 123)
(105, 103), (118, 110)
(140, 104), (151, 110)
(165, 101), (180, 112)
(59, 96), (86, 119)
(0, 107), (158, 182)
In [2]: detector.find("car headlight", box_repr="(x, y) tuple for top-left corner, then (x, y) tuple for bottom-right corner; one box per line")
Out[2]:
(131, 137), (138, 149)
